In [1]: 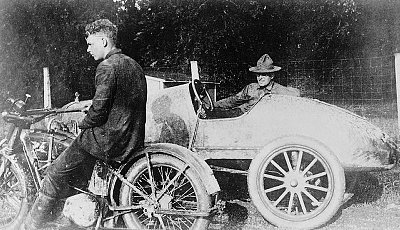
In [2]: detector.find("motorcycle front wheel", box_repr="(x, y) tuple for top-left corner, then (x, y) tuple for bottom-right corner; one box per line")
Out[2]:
(0, 131), (73, 230)
(0, 152), (37, 230)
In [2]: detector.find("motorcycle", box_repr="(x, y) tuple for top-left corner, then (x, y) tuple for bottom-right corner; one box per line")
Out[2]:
(0, 94), (219, 230)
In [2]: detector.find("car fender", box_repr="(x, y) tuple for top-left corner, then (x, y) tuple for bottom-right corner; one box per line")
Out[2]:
(256, 135), (340, 166)
(118, 143), (220, 195)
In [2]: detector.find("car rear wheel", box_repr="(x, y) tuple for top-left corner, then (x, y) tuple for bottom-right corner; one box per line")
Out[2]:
(247, 137), (345, 229)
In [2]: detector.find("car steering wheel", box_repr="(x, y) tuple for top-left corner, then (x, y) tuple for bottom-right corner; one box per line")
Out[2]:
(191, 79), (214, 113)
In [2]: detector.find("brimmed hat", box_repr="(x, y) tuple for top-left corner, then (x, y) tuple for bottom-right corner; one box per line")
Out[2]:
(249, 54), (281, 73)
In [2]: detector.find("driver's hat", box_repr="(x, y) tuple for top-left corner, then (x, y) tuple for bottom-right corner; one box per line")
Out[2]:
(249, 54), (281, 73)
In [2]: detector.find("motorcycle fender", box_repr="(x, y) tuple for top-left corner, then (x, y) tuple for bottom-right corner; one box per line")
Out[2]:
(120, 143), (220, 195)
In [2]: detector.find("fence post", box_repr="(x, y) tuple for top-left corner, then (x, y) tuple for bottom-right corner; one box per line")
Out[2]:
(395, 53), (400, 135)
(190, 61), (199, 80)
(43, 67), (51, 108)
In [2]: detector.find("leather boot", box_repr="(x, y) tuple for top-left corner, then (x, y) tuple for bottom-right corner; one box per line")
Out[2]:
(21, 193), (58, 230)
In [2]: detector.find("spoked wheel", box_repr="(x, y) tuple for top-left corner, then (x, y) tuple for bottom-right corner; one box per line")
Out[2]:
(0, 132), (72, 230)
(119, 154), (211, 230)
(248, 137), (345, 229)
(0, 154), (36, 230)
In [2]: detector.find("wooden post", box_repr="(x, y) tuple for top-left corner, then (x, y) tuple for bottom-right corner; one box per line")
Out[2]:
(190, 61), (199, 80)
(394, 53), (400, 137)
(43, 67), (51, 108)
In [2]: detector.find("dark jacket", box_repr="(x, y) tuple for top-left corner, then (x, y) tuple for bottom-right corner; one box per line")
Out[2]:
(214, 81), (300, 113)
(78, 49), (147, 162)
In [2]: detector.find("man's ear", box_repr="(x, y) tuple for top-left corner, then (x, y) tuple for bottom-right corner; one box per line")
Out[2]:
(102, 38), (108, 47)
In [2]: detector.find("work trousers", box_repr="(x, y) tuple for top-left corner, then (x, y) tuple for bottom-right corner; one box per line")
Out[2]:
(40, 135), (98, 199)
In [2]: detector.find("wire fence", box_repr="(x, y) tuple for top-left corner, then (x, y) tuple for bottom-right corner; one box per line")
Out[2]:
(280, 56), (398, 140)
(282, 56), (396, 110)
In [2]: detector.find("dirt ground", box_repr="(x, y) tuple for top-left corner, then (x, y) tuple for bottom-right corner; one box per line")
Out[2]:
(209, 170), (400, 230)
(208, 199), (400, 230)
(2, 156), (400, 230)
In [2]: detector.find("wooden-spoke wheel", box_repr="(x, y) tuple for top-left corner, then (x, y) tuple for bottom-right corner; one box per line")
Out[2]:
(248, 137), (345, 229)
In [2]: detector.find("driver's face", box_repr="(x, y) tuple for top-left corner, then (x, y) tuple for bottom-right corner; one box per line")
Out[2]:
(257, 73), (274, 87)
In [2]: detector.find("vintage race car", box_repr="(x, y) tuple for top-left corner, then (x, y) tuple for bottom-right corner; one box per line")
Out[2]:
(58, 79), (398, 229)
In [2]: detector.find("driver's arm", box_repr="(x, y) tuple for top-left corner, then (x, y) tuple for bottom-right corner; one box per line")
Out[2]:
(214, 85), (251, 109)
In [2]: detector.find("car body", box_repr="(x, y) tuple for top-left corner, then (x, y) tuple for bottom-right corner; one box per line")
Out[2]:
(144, 83), (397, 170)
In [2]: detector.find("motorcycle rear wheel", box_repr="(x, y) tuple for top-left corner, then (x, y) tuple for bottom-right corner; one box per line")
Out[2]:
(120, 154), (211, 230)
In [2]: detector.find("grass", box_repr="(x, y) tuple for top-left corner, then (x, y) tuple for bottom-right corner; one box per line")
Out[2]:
(367, 170), (400, 205)
(210, 170), (400, 230)
(336, 101), (399, 140)
(0, 119), (8, 139)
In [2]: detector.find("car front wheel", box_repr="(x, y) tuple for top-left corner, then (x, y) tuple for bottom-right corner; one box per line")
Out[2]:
(247, 137), (345, 229)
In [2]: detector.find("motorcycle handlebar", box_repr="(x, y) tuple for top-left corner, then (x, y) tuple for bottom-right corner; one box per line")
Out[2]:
(24, 108), (84, 116)
(1, 111), (37, 125)
(1, 107), (86, 126)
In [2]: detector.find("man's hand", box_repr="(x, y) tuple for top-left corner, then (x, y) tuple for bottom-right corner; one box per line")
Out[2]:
(198, 106), (207, 119)
(81, 106), (90, 114)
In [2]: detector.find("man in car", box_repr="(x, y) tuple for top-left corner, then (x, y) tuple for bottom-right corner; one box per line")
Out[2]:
(23, 19), (147, 229)
(206, 54), (300, 118)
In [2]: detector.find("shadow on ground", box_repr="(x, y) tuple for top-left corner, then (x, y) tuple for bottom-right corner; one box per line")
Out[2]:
(209, 161), (392, 229)
(214, 171), (249, 201)
(210, 170), (250, 229)
(210, 201), (249, 230)
(321, 171), (384, 227)
(344, 172), (384, 207)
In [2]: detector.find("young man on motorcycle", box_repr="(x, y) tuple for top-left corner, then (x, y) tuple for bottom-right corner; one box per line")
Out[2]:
(23, 19), (147, 229)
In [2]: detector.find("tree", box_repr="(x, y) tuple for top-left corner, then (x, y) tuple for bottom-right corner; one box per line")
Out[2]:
(2, 0), (398, 104)
(0, 0), (119, 108)
(121, 0), (360, 96)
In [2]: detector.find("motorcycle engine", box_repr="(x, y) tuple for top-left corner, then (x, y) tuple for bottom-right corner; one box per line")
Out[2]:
(63, 193), (100, 227)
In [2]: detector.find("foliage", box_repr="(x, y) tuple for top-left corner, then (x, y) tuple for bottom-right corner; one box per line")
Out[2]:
(0, 0), (119, 108)
(119, 0), (362, 97)
(1, 0), (400, 104)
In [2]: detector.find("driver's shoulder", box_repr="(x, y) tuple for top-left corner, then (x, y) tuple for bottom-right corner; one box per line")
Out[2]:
(247, 82), (259, 88)
(273, 82), (300, 97)
(245, 82), (260, 91)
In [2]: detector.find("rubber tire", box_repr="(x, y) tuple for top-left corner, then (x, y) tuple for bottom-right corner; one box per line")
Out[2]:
(247, 136), (345, 230)
(0, 153), (37, 230)
(0, 132), (73, 230)
(343, 172), (360, 204)
(120, 154), (211, 230)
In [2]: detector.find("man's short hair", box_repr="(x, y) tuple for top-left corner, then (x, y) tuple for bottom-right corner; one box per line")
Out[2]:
(85, 19), (118, 44)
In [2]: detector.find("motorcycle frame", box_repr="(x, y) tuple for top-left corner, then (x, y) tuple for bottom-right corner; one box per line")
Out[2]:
(13, 128), (215, 224)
